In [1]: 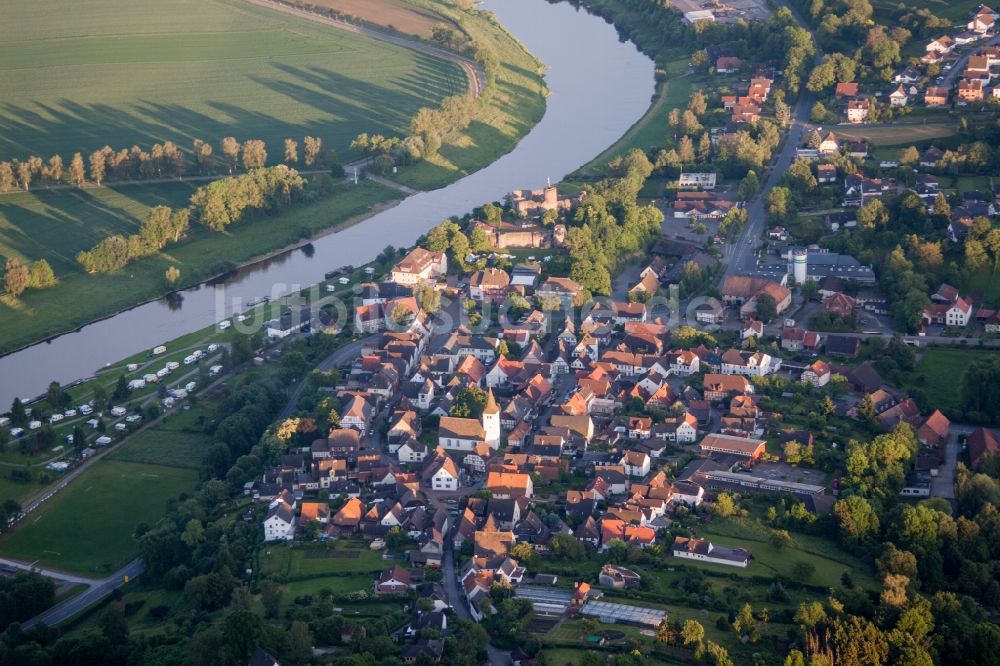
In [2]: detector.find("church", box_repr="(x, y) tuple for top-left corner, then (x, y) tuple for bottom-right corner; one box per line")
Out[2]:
(437, 390), (501, 451)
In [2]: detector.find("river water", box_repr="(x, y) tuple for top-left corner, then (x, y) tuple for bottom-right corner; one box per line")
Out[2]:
(0, 0), (655, 407)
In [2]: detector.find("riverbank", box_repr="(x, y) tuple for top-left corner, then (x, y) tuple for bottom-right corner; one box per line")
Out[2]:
(0, 0), (654, 408)
(0, 0), (547, 356)
(0, 181), (401, 356)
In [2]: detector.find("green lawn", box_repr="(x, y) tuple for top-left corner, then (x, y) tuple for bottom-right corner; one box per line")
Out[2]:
(963, 261), (1000, 308)
(871, 0), (981, 22)
(0, 179), (399, 354)
(259, 540), (392, 578)
(0, 473), (49, 506)
(836, 123), (958, 147)
(0, 460), (197, 575)
(900, 348), (1000, 418)
(0, 0), (464, 161)
(695, 519), (879, 591)
(109, 406), (215, 470)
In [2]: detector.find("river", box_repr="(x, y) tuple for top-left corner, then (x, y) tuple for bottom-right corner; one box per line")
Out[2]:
(0, 0), (655, 407)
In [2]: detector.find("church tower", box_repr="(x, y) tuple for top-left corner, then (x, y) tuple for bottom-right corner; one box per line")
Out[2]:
(482, 389), (501, 449)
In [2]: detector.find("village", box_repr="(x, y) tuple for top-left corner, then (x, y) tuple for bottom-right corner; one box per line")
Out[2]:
(245, 164), (998, 661)
(4, 2), (1000, 664)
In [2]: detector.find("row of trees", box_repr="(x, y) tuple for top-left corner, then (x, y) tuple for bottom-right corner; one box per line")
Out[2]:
(2, 257), (56, 299)
(76, 206), (190, 274)
(0, 136), (330, 191)
(189, 166), (307, 232)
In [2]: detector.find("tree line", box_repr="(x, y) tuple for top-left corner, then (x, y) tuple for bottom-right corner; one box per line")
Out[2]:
(76, 206), (190, 274)
(0, 136), (330, 192)
(73, 166), (308, 274)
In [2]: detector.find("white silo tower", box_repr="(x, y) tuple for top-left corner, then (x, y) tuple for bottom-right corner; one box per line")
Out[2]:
(792, 248), (808, 285)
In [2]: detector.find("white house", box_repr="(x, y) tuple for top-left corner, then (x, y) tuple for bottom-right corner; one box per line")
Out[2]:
(670, 413), (699, 443)
(801, 359), (832, 387)
(678, 172), (717, 190)
(889, 85), (908, 107)
(720, 350), (775, 377)
(426, 455), (460, 492)
(740, 320), (763, 341)
(671, 481), (704, 507)
(390, 248), (447, 285)
(667, 350), (700, 376)
(620, 451), (651, 478)
(923, 296), (973, 327)
(818, 132), (839, 155)
(263, 502), (295, 542)
(673, 536), (750, 567)
(925, 35), (955, 55)
(398, 440), (430, 464)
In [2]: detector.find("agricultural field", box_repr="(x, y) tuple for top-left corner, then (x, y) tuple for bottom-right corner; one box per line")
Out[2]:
(390, 1), (548, 190)
(836, 122), (958, 147)
(0, 179), (399, 354)
(0, 0), (466, 162)
(0, 460), (197, 574)
(309, 0), (451, 39)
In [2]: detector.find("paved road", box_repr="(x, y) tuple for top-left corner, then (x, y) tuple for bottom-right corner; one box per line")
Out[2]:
(938, 34), (1000, 90)
(722, 0), (819, 282)
(441, 529), (510, 666)
(23, 559), (144, 629)
(277, 334), (379, 420)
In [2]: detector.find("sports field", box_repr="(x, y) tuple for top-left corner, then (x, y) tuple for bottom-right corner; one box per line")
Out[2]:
(0, 460), (197, 574)
(0, 0), (465, 161)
